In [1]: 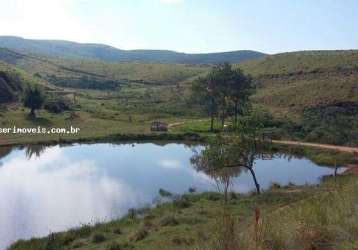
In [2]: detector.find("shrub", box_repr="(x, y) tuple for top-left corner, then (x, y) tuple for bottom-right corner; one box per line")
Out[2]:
(188, 187), (197, 193)
(269, 182), (282, 190)
(129, 228), (148, 242)
(173, 196), (191, 208)
(92, 233), (106, 243)
(112, 227), (122, 235)
(127, 208), (137, 220)
(73, 224), (92, 238)
(43, 234), (63, 250)
(106, 242), (122, 250)
(159, 215), (179, 226)
(61, 232), (76, 246)
(203, 192), (222, 201)
(72, 241), (85, 248)
(159, 188), (173, 197)
(172, 237), (194, 246)
(44, 97), (72, 113)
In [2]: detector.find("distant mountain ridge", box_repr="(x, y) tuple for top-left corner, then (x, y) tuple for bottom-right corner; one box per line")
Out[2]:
(0, 36), (266, 64)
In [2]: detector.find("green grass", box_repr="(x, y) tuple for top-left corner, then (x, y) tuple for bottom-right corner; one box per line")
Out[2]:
(2, 49), (358, 146)
(239, 50), (358, 116)
(2, 48), (358, 116)
(0, 104), (188, 146)
(240, 50), (358, 76)
(236, 175), (358, 250)
(59, 59), (210, 85)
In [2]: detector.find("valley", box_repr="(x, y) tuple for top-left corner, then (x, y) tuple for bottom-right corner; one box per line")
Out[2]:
(0, 36), (357, 250)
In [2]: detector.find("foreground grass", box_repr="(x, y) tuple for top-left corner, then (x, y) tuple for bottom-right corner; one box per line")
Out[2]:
(237, 175), (358, 250)
(9, 174), (358, 250)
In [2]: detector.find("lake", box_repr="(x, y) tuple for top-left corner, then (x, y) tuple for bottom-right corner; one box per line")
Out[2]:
(0, 142), (344, 249)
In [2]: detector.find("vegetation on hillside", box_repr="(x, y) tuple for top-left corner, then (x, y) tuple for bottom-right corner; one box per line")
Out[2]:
(0, 36), (266, 64)
(240, 50), (358, 114)
(1, 48), (357, 146)
(0, 61), (43, 104)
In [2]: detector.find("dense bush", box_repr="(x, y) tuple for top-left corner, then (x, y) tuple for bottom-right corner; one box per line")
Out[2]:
(44, 97), (72, 113)
(301, 102), (358, 145)
(92, 233), (106, 243)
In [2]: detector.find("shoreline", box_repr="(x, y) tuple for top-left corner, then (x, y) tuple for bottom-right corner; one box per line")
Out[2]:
(8, 174), (358, 250)
(1, 132), (357, 155)
(0, 132), (207, 147)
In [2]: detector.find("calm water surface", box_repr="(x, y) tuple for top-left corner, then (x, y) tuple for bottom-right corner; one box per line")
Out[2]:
(0, 142), (344, 249)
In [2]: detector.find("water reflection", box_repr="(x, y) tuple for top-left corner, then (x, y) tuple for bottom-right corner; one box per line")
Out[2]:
(25, 144), (47, 159)
(0, 146), (143, 249)
(0, 146), (12, 167)
(0, 142), (345, 249)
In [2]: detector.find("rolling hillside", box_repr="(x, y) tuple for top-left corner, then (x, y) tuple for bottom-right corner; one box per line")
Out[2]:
(0, 36), (266, 64)
(240, 50), (358, 115)
(0, 46), (357, 145)
(0, 47), (210, 89)
(2, 45), (357, 116)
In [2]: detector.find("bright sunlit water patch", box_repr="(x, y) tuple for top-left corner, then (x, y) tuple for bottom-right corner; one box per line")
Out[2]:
(0, 142), (344, 249)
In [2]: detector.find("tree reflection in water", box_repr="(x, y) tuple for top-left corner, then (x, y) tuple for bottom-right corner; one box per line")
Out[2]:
(0, 146), (13, 166)
(191, 134), (265, 198)
(24, 144), (48, 159)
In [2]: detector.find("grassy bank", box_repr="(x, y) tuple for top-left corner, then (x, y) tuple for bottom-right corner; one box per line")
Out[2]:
(9, 174), (358, 250)
(0, 95), (204, 146)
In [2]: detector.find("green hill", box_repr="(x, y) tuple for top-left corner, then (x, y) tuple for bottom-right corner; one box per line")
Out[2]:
(240, 50), (358, 115)
(0, 47), (357, 145)
(2, 47), (357, 116)
(0, 36), (266, 64)
(0, 47), (210, 89)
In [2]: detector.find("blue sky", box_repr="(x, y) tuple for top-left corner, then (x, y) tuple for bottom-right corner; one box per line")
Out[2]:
(0, 0), (357, 54)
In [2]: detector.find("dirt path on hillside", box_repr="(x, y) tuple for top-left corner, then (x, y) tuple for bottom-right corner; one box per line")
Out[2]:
(168, 120), (358, 154)
(272, 140), (358, 154)
(168, 120), (358, 153)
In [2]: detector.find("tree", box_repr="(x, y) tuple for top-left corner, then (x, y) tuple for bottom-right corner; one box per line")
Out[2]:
(191, 135), (244, 202)
(191, 74), (220, 131)
(191, 63), (254, 131)
(191, 108), (272, 196)
(191, 133), (263, 197)
(228, 68), (254, 128)
(213, 63), (232, 129)
(23, 86), (45, 117)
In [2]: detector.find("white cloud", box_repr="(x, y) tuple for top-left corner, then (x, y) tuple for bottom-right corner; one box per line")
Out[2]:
(159, 159), (182, 169)
(160, 0), (184, 5)
(0, 0), (91, 42)
(0, 146), (142, 249)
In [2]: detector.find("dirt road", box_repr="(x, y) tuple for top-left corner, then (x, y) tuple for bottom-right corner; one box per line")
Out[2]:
(272, 140), (358, 154)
